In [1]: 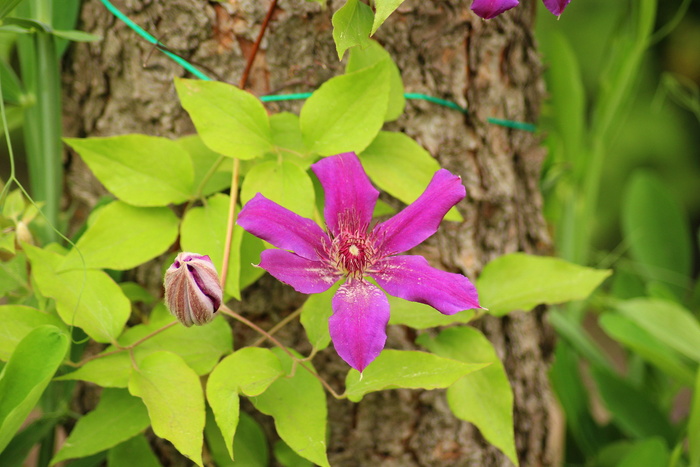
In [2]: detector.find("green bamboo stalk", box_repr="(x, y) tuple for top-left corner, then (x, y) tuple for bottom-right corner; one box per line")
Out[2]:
(18, 0), (62, 244)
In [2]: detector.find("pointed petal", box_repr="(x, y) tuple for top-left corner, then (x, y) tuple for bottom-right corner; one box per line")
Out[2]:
(372, 255), (481, 314)
(259, 249), (338, 294)
(542, 0), (570, 16)
(374, 169), (465, 255)
(471, 0), (519, 19)
(330, 280), (390, 372)
(311, 152), (379, 236)
(238, 193), (330, 261)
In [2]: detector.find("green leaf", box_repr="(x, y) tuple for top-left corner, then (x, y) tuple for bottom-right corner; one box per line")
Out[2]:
(2, 189), (25, 220)
(240, 160), (316, 218)
(599, 313), (695, 385)
(274, 440), (314, 467)
(300, 61), (390, 156)
(24, 244), (130, 343)
(387, 295), (474, 329)
(331, 0), (373, 60)
(107, 435), (161, 467)
(622, 171), (692, 297)
(181, 194), (263, 299)
(0, 416), (60, 467)
(689, 370), (700, 467)
(347, 41), (404, 121)
(477, 253), (612, 316)
(128, 351), (205, 466)
(0, 325), (68, 453)
(618, 437), (669, 467)
(270, 112), (313, 166)
(358, 131), (461, 221)
(51, 29), (101, 42)
(371, 0), (405, 34)
(61, 201), (179, 270)
(175, 78), (273, 160)
(64, 135), (194, 206)
(205, 410), (269, 467)
(615, 298), (700, 363)
(0, 0), (25, 19)
(56, 352), (130, 388)
(0, 305), (66, 360)
(344, 349), (487, 402)
(591, 367), (674, 444)
(177, 135), (231, 198)
(51, 389), (150, 464)
(300, 283), (338, 351)
(207, 348), (283, 460)
(251, 349), (329, 467)
(417, 328), (517, 465)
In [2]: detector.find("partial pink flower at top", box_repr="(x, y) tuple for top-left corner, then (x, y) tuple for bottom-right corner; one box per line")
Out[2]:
(471, 0), (571, 19)
(237, 152), (482, 372)
(471, 0), (519, 19)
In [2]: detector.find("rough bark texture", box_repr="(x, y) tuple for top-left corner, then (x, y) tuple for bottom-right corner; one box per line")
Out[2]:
(63, 0), (558, 465)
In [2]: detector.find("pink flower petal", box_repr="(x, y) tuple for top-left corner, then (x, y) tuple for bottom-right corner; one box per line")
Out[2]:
(238, 193), (330, 261)
(542, 0), (570, 16)
(311, 153), (379, 237)
(372, 255), (481, 314)
(259, 249), (338, 294)
(330, 280), (390, 372)
(373, 169), (465, 255)
(471, 0), (519, 19)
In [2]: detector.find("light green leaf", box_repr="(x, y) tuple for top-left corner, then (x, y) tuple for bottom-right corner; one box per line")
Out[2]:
(205, 410), (269, 467)
(618, 438), (669, 467)
(689, 370), (700, 467)
(371, 0), (405, 34)
(477, 253), (612, 316)
(270, 112), (313, 166)
(0, 0), (25, 19)
(128, 351), (205, 466)
(175, 78), (273, 160)
(615, 298), (700, 363)
(251, 349), (329, 467)
(347, 41), (404, 121)
(207, 348), (283, 460)
(123, 304), (232, 375)
(180, 193), (255, 299)
(622, 171), (692, 297)
(331, 0), (373, 60)
(359, 131), (461, 221)
(599, 313), (695, 385)
(52, 29), (101, 42)
(0, 305), (66, 361)
(344, 349), (487, 402)
(300, 283), (338, 351)
(51, 389), (150, 464)
(2, 189), (24, 220)
(387, 295), (474, 329)
(61, 201), (179, 270)
(274, 440), (314, 467)
(107, 435), (161, 467)
(300, 61), (390, 156)
(64, 135), (194, 207)
(24, 244), (130, 344)
(177, 135), (231, 198)
(56, 352), (130, 388)
(417, 328), (517, 465)
(0, 325), (68, 453)
(240, 160), (315, 218)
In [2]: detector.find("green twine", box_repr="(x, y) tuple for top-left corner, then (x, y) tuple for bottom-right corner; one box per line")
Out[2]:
(99, 0), (536, 132)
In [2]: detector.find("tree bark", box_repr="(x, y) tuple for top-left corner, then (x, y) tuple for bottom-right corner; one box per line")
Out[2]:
(63, 0), (558, 465)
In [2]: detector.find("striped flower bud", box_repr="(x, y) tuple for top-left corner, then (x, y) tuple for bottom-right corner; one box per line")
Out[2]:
(164, 252), (222, 327)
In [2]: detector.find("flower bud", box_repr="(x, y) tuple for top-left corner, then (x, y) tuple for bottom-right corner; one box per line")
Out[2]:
(164, 252), (222, 327)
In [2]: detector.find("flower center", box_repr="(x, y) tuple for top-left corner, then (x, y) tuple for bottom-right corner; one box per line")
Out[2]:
(329, 210), (376, 279)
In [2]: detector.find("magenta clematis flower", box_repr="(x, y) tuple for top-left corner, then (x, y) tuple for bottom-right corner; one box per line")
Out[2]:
(237, 152), (481, 371)
(471, 0), (571, 19)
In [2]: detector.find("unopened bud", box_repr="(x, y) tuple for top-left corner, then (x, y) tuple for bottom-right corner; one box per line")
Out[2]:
(164, 252), (222, 327)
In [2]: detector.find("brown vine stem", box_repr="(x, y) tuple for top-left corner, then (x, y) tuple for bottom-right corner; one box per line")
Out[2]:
(250, 307), (303, 347)
(239, 0), (278, 91)
(219, 305), (345, 399)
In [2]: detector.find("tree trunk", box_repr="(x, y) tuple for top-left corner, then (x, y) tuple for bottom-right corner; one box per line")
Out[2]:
(63, 0), (558, 465)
